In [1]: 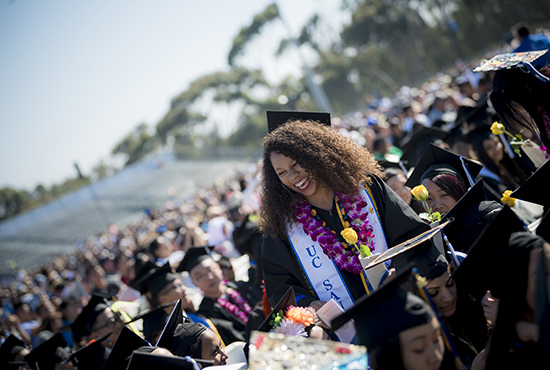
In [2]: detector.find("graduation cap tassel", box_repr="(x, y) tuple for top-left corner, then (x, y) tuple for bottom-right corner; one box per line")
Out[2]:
(412, 268), (464, 370)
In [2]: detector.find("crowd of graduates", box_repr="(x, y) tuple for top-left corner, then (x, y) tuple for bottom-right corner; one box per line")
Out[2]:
(1, 24), (550, 370)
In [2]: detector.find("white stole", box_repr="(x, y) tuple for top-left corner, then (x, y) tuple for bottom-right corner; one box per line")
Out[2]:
(286, 185), (388, 311)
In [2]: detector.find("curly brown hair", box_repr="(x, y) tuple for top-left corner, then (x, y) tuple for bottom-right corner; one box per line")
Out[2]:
(259, 120), (382, 238)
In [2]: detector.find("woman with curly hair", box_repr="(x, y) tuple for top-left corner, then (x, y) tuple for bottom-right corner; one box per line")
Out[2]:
(260, 119), (429, 312)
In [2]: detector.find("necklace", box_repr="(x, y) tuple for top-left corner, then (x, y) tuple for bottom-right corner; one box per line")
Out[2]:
(294, 191), (375, 275)
(217, 287), (252, 323)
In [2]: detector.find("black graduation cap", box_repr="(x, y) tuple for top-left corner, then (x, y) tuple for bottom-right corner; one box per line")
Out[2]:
(176, 246), (211, 273)
(331, 268), (434, 348)
(167, 322), (208, 358)
(266, 110), (331, 133)
(129, 260), (158, 294)
(404, 143), (483, 189)
(452, 206), (526, 301)
(155, 299), (187, 348)
(365, 221), (451, 270)
(124, 301), (177, 326)
(126, 352), (197, 370)
(24, 333), (68, 370)
(400, 242), (449, 281)
(102, 327), (149, 370)
(511, 159), (550, 208)
(70, 295), (110, 344)
(65, 331), (112, 370)
(138, 262), (177, 300)
(473, 50), (549, 72)
(142, 309), (169, 344)
(256, 287), (296, 332)
(0, 335), (29, 363)
(441, 180), (503, 252)
(400, 126), (450, 165)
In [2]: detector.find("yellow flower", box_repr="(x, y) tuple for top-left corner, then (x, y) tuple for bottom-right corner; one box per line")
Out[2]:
(491, 121), (505, 135)
(341, 228), (358, 244)
(411, 185), (429, 202)
(501, 190), (516, 207)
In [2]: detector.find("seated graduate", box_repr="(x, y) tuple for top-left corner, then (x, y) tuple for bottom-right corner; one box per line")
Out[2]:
(332, 268), (447, 370)
(405, 144), (483, 218)
(0, 335), (32, 369)
(70, 295), (124, 349)
(155, 299), (229, 366)
(24, 332), (70, 370)
(177, 247), (257, 345)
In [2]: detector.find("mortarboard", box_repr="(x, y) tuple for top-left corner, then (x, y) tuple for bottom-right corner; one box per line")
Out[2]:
(102, 326), (149, 370)
(167, 322), (208, 358)
(138, 262), (177, 300)
(0, 335), (29, 364)
(399, 242), (449, 281)
(125, 351), (197, 370)
(404, 143), (483, 189)
(129, 260), (158, 294)
(266, 111), (331, 133)
(400, 126), (450, 165)
(142, 309), (169, 344)
(176, 246), (212, 273)
(65, 331), (112, 370)
(473, 50), (549, 72)
(256, 287), (296, 333)
(511, 159), (550, 209)
(452, 206), (526, 301)
(70, 295), (110, 344)
(24, 333), (68, 370)
(365, 221), (451, 270)
(441, 179), (503, 252)
(155, 299), (187, 348)
(332, 268), (433, 348)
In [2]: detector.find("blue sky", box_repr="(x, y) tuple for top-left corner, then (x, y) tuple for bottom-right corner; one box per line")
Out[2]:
(0, 0), (344, 189)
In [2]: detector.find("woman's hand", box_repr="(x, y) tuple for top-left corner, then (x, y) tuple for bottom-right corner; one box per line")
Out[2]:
(470, 347), (489, 370)
(482, 291), (499, 326)
(309, 300), (327, 312)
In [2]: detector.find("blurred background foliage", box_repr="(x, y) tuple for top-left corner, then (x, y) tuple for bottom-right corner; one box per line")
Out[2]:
(2, 0), (549, 221)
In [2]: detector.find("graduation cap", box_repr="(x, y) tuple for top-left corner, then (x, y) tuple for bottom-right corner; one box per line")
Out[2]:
(126, 351), (197, 370)
(65, 331), (112, 370)
(256, 287), (296, 333)
(331, 268), (433, 348)
(452, 206), (526, 301)
(266, 111), (331, 133)
(176, 246), (212, 273)
(0, 335), (29, 364)
(138, 262), (177, 301)
(24, 333), (68, 370)
(155, 299), (188, 348)
(511, 159), (550, 209)
(102, 327), (149, 370)
(400, 126), (450, 166)
(70, 295), (110, 344)
(404, 143), (483, 189)
(473, 50), (549, 72)
(441, 180), (503, 252)
(365, 220), (451, 270)
(142, 309), (169, 344)
(129, 260), (158, 294)
(167, 322), (208, 358)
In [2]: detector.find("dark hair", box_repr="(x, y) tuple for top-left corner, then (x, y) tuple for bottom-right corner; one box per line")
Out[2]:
(260, 120), (382, 238)
(148, 239), (160, 255)
(369, 336), (406, 370)
(431, 174), (466, 202)
(217, 256), (233, 270)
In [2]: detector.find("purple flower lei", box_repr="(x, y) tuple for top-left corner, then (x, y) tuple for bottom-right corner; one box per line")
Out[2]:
(293, 192), (375, 275)
(217, 288), (252, 323)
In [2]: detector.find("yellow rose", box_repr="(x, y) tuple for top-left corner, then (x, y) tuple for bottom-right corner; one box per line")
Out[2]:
(341, 228), (358, 245)
(491, 121), (505, 135)
(411, 185), (429, 202)
(501, 190), (516, 207)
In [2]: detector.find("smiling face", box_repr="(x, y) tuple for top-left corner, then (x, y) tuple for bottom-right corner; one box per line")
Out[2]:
(421, 179), (458, 216)
(270, 152), (331, 207)
(399, 317), (444, 370)
(425, 267), (457, 318)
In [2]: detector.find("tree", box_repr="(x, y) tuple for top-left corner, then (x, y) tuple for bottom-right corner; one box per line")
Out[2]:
(112, 123), (156, 166)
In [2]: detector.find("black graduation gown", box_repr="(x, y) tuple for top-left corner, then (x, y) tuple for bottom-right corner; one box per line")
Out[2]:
(262, 176), (429, 307)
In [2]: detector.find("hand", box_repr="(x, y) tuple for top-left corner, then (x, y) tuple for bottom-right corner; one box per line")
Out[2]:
(309, 300), (327, 312)
(378, 268), (396, 288)
(470, 347), (489, 370)
(516, 321), (539, 343)
(482, 291), (499, 326)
